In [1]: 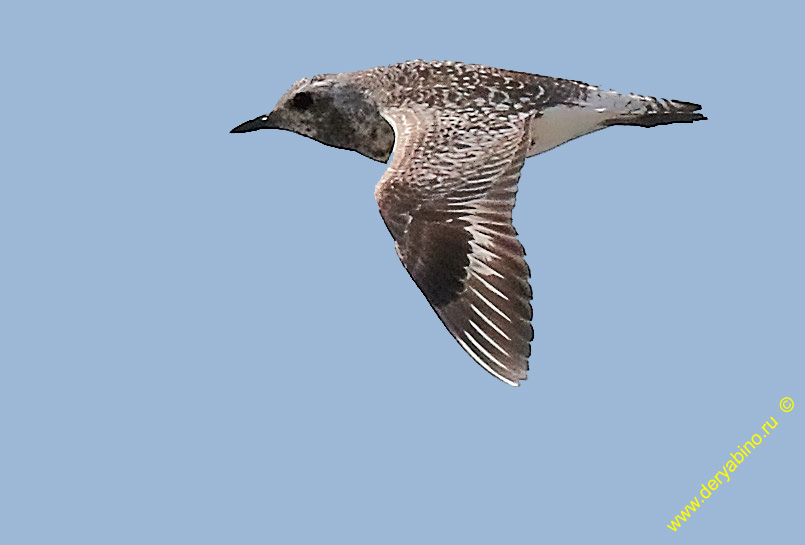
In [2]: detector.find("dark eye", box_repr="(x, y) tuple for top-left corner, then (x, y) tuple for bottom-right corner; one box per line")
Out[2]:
(292, 92), (313, 110)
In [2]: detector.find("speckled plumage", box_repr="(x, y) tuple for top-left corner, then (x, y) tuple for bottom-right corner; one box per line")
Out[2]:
(231, 60), (706, 386)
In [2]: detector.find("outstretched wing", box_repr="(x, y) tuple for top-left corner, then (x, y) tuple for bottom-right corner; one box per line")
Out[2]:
(375, 108), (534, 386)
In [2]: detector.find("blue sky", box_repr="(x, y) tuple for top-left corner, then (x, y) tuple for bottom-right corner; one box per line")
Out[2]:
(2, 1), (802, 543)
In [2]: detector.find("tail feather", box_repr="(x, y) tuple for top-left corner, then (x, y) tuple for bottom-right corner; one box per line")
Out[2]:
(604, 95), (707, 128)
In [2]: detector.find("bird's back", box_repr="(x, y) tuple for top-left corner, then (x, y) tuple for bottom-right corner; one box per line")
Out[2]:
(356, 60), (704, 158)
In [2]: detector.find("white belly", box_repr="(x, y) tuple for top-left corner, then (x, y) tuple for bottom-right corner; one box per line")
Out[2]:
(526, 105), (616, 157)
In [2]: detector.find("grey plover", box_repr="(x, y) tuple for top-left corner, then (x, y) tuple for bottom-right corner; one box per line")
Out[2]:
(231, 60), (705, 386)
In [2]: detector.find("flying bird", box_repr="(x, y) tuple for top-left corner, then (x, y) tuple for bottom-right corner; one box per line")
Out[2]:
(231, 60), (705, 386)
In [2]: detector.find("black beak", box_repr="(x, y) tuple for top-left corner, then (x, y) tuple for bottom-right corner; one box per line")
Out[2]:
(230, 114), (277, 133)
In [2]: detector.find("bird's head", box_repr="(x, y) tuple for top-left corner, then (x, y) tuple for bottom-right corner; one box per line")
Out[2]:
(231, 74), (395, 163)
